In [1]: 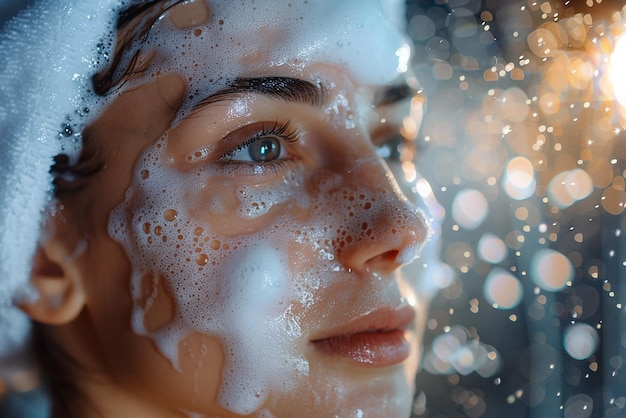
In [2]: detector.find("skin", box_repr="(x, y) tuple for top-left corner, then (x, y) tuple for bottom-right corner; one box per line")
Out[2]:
(25, 1), (430, 417)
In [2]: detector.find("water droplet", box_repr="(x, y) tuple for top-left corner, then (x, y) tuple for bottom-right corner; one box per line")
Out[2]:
(61, 123), (73, 137)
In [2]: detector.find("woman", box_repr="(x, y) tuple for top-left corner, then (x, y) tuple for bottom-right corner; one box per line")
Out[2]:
(0, 0), (431, 416)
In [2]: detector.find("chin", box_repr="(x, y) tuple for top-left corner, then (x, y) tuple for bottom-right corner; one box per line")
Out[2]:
(262, 353), (418, 418)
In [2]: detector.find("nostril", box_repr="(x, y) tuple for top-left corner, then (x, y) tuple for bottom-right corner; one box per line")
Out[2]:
(333, 191), (429, 274)
(366, 250), (400, 268)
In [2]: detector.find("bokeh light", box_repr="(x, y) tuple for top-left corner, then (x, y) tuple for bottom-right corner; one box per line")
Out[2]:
(563, 393), (594, 418)
(476, 233), (508, 264)
(451, 189), (489, 230)
(483, 268), (523, 310)
(410, 2), (626, 416)
(423, 325), (501, 378)
(547, 168), (594, 209)
(530, 248), (574, 292)
(563, 323), (600, 361)
(503, 157), (536, 201)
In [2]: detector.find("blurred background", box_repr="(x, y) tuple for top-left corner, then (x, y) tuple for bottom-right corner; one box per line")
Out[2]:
(408, 1), (626, 417)
(2, 0), (626, 417)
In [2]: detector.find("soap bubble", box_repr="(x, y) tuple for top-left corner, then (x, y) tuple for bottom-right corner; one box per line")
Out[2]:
(530, 249), (573, 292)
(483, 268), (523, 309)
(563, 323), (599, 360)
(451, 189), (488, 230)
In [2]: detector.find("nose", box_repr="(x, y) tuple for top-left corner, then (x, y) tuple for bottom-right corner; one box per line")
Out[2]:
(327, 157), (430, 275)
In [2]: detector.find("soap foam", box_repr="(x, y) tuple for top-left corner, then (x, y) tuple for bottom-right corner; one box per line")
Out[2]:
(105, 0), (410, 123)
(110, 130), (426, 415)
(110, 135), (308, 414)
(0, 0), (425, 416)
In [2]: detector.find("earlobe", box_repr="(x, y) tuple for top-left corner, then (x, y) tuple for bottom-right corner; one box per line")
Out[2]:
(20, 225), (87, 326)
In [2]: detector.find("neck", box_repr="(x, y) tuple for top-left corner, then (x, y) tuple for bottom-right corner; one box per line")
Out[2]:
(50, 377), (189, 418)
(36, 318), (189, 418)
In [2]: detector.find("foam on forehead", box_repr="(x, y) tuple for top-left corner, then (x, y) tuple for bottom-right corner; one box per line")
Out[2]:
(121, 0), (409, 118)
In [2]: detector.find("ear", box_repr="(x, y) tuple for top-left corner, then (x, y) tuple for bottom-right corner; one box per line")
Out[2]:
(20, 217), (87, 325)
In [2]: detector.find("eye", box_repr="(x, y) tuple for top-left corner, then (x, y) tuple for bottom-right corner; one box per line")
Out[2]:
(226, 136), (285, 163)
(220, 121), (298, 164)
(376, 135), (408, 163)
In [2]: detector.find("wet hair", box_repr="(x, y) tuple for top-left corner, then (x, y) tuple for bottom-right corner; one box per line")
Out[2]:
(33, 324), (98, 418)
(92, 0), (183, 95)
(51, 0), (183, 196)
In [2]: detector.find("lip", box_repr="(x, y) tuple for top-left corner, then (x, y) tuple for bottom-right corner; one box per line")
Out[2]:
(310, 305), (416, 368)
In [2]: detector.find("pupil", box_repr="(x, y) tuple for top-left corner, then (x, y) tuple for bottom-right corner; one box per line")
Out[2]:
(250, 137), (281, 162)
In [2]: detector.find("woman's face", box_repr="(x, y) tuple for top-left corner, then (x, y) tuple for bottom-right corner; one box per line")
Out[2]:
(64, 1), (430, 416)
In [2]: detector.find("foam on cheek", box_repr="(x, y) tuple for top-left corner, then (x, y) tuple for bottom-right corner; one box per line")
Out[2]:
(236, 171), (308, 219)
(119, 0), (408, 119)
(109, 133), (428, 415)
(288, 170), (428, 312)
(217, 247), (309, 411)
(109, 136), (310, 415)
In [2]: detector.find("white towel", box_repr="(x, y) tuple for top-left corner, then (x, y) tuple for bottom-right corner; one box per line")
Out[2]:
(0, 0), (120, 359)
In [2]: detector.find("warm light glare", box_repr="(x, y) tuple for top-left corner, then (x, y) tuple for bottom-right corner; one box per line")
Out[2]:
(609, 35), (626, 108)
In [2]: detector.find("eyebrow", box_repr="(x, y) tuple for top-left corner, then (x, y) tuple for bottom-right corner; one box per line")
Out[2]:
(194, 76), (328, 109)
(375, 83), (418, 107)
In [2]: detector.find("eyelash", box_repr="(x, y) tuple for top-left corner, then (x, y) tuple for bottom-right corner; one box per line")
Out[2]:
(219, 120), (300, 162)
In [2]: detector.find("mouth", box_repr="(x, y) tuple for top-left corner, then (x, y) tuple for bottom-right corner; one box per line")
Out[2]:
(310, 304), (416, 368)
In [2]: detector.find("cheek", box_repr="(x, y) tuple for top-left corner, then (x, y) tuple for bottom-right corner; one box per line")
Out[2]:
(108, 137), (311, 415)
(187, 171), (309, 236)
(108, 136), (425, 415)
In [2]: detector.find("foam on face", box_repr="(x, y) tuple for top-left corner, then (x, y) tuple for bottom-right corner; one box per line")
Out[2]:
(104, 0), (410, 121)
(110, 130), (427, 414)
(100, 0), (427, 416)
(0, 0), (431, 414)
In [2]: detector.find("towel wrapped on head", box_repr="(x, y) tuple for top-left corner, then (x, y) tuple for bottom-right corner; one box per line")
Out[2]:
(0, 0), (122, 364)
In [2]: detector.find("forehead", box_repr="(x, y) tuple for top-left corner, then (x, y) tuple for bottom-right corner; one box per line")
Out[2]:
(112, 0), (409, 116)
